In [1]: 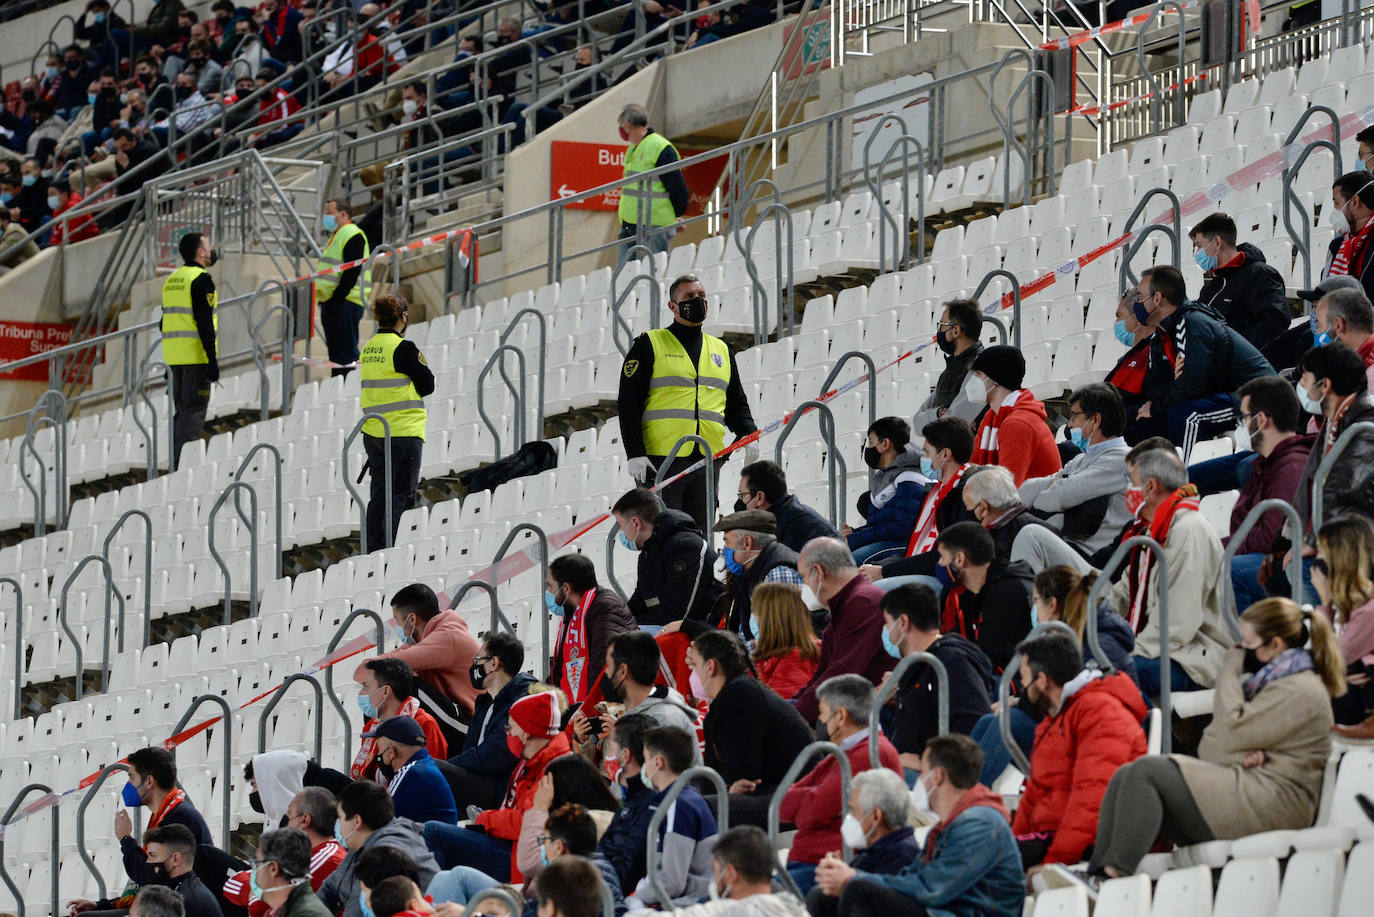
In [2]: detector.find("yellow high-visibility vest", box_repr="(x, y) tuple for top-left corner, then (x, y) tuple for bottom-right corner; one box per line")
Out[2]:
(315, 222), (371, 307)
(618, 131), (678, 228)
(359, 331), (426, 439)
(160, 264), (217, 365)
(642, 328), (730, 456)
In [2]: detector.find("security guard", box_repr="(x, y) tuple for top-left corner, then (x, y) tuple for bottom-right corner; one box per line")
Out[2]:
(160, 232), (217, 469)
(615, 103), (688, 267)
(359, 292), (433, 552)
(617, 273), (758, 531)
(316, 198), (371, 377)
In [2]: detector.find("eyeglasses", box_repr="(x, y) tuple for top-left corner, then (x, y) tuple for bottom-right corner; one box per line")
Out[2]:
(934, 319), (956, 330)
(536, 835), (554, 845)
(473, 654), (493, 663)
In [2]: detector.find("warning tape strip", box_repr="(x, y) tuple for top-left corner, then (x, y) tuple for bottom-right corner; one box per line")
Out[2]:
(309, 228), (476, 284)
(1038, 0), (1202, 51)
(1066, 72), (1209, 117)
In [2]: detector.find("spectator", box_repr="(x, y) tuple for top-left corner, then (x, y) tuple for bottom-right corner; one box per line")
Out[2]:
(1107, 285), (1159, 423)
(1190, 212), (1289, 352)
(103, 126), (170, 227)
(130, 887), (183, 917)
(74, 823), (222, 917)
(424, 691), (573, 882)
(780, 675), (902, 893)
(683, 1), (737, 49)
(612, 488), (721, 630)
(1018, 382), (1133, 561)
(365, 716), (458, 825)
(47, 177), (99, 245)
(84, 69), (123, 153)
(363, 876), (432, 917)
(446, 631), (536, 811)
(737, 459), (839, 553)
(689, 630), (815, 827)
(378, 582), (481, 736)
(514, 758), (621, 884)
(1318, 516), (1374, 734)
(1133, 264), (1274, 457)
(55, 46), (95, 119)
(245, 828), (332, 917)
(1327, 170), (1374, 305)
(961, 466), (1050, 562)
(0, 210), (39, 274)
(314, 197), (370, 376)
(1313, 286), (1374, 390)
(914, 298), (986, 429)
(1047, 598), (1343, 895)
(185, 41), (225, 98)
(586, 631), (700, 764)
(803, 770), (919, 917)
(532, 805), (626, 917)
(137, 0), (190, 49)
(354, 847), (422, 915)
(537, 857), (607, 917)
(1012, 631), (1146, 874)
(933, 522), (1034, 672)
(222, 787), (346, 915)
(250, 67), (302, 149)
(628, 726), (718, 909)
(614, 103), (689, 264)
(547, 552), (637, 706)
(810, 734), (1023, 917)
(632, 825), (806, 917)
(563, 44), (606, 110)
(750, 583), (821, 701)
(26, 102), (68, 170)
(257, 0), (305, 62)
(715, 509), (803, 638)
(115, 748), (213, 886)
(347, 657), (448, 784)
(844, 416), (928, 563)
(228, 19), (269, 90)
(9, 159), (48, 234)
(968, 345), (1062, 485)
(881, 583), (994, 769)
(596, 714), (659, 893)
(1292, 343), (1374, 599)
(792, 538), (895, 723)
(319, 781), (438, 917)
(244, 749), (308, 827)
(1225, 376), (1313, 610)
(170, 71), (218, 160)
(436, 34), (481, 108)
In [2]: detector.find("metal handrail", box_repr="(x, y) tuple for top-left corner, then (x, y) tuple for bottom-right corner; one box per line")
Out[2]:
(133, 360), (173, 477)
(871, 651), (949, 769)
(1312, 420), (1374, 531)
(743, 203), (796, 344)
(101, 509), (153, 647)
(1118, 186), (1183, 292)
(324, 608), (387, 766)
(730, 178), (784, 261)
(1138, 1), (1188, 133)
(58, 553), (126, 697)
(767, 742), (851, 898)
(477, 344), (527, 461)
(973, 270), (1027, 349)
(610, 266), (658, 357)
(486, 524), (551, 677)
(448, 579), (518, 637)
(817, 352), (878, 489)
(870, 133), (926, 272)
(500, 308), (549, 442)
(169, 693), (233, 848)
(1222, 498), (1302, 635)
(258, 673), (325, 761)
(18, 419), (50, 538)
(207, 481), (260, 624)
(774, 401), (846, 528)
(234, 443), (285, 581)
(0, 783), (58, 917)
(249, 283), (298, 420)
(0, 577), (21, 717)
(646, 766), (729, 908)
(996, 620), (1077, 774)
(605, 524), (628, 602)
(654, 434), (718, 545)
(76, 763), (133, 900)
(343, 413), (393, 553)
(1282, 106), (1345, 292)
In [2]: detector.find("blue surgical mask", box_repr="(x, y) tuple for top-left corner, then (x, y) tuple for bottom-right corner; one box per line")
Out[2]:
(335, 820), (354, 848)
(356, 691), (377, 719)
(393, 620), (413, 645)
(544, 590), (564, 616)
(1309, 313), (1330, 348)
(539, 846), (550, 867)
(322, 213), (337, 232)
(47, 195), (60, 211)
(1298, 382), (1325, 415)
(618, 530), (638, 552)
(1068, 426), (1087, 450)
(45, 66), (58, 80)
(121, 779), (144, 807)
(749, 614), (760, 640)
(919, 455), (937, 478)
(94, 12), (106, 22)
(87, 94), (97, 105)
(249, 865), (264, 900)
(359, 890), (375, 917)
(1031, 604), (1039, 627)
(721, 547), (744, 575)
(881, 622), (902, 659)
(1193, 248), (1217, 272)
(1113, 319), (1134, 346)
(0, 193), (10, 205)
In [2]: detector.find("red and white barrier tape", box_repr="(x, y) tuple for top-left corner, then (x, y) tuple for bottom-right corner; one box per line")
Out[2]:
(1066, 72), (1209, 117)
(1039, 0), (1203, 51)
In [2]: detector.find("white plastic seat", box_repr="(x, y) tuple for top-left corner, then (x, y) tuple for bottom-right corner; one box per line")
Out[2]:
(1275, 848), (1343, 917)
(1033, 886), (1088, 917)
(1094, 874), (1150, 917)
(1338, 841), (1374, 916)
(1222, 77), (1260, 114)
(1150, 865), (1212, 917)
(1187, 88), (1222, 124)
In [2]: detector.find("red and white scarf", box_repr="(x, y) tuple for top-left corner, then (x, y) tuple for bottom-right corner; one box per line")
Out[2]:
(148, 787), (187, 832)
(973, 390), (1031, 465)
(907, 463), (972, 556)
(1331, 214), (1374, 277)
(1126, 485), (1200, 632)
(558, 588), (596, 704)
(351, 695), (422, 779)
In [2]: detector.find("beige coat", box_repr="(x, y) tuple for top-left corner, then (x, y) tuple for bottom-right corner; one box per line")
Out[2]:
(1172, 648), (1332, 839)
(1111, 508), (1230, 687)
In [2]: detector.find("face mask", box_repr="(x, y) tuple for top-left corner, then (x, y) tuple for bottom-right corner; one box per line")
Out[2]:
(1113, 318), (1134, 346)
(618, 529), (638, 552)
(1132, 300), (1151, 325)
(919, 454), (938, 478)
(881, 622), (902, 659)
(147, 860), (168, 881)
(935, 330), (957, 355)
(334, 819), (355, 849)
(960, 372), (985, 405)
(1193, 246), (1218, 272)
(689, 668), (707, 699)
(1297, 382), (1325, 415)
(248, 790), (264, 814)
(935, 562), (958, 590)
(0, 193), (10, 205)
(749, 614), (761, 641)
(618, 125), (629, 141)
(1068, 426), (1087, 450)
(393, 620), (414, 645)
(545, 589), (565, 616)
(121, 779), (144, 807)
(87, 94), (98, 106)
(1329, 206), (1351, 236)
(722, 547), (745, 575)
(1124, 485), (1145, 518)
(322, 213), (337, 232)
(1234, 417), (1253, 454)
(640, 760), (658, 790)
(22, 175), (36, 187)
(67, 60), (82, 72)
(800, 583), (822, 611)
(45, 66), (58, 79)
(119, 92), (129, 104)
(602, 670), (626, 703)
(506, 733), (526, 758)
(46, 195), (60, 211)
(862, 445), (884, 469)
(911, 771), (935, 816)
(469, 659), (488, 690)
(708, 876), (730, 902)
(94, 13), (106, 23)
(733, 497), (748, 513)
(840, 813), (872, 850)
(1242, 647), (1265, 674)
(1031, 602), (1039, 627)
(356, 691), (377, 719)
(1309, 313), (1330, 348)
(677, 295), (707, 324)
(540, 845), (550, 868)
(250, 865), (265, 899)
(402, 98), (419, 116)
(359, 890), (376, 917)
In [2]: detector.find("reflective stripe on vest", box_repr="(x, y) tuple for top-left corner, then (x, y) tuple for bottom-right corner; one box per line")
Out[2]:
(359, 331), (426, 439)
(617, 131), (677, 228)
(642, 328), (730, 455)
(160, 264), (217, 365)
(315, 222), (371, 307)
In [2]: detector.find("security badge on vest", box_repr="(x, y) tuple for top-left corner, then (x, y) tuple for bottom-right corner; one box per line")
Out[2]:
(641, 328), (730, 456)
(161, 264), (217, 365)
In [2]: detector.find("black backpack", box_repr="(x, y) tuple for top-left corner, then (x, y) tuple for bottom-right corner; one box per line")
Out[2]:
(457, 440), (558, 494)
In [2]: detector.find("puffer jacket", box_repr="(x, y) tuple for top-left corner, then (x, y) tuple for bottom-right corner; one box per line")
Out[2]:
(779, 731), (902, 865)
(1146, 300), (1274, 410)
(1293, 392), (1374, 547)
(970, 390), (1062, 485)
(628, 509), (722, 625)
(1011, 671), (1148, 865)
(754, 644), (819, 701)
(475, 731), (574, 882)
(771, 493), (839, 554)
(1197, 242), (1290, 351)
(848, 447), (929, 548)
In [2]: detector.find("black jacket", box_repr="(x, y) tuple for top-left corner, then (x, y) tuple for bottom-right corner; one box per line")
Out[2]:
(552, 588), (637, 694)
(850, 826), (920, 875)
(1197, 242), (1290, 352)
(121, 797), (213, 885)
(890, 633), (995, 755)
(1145, 300), (1274, 410)
(727, 539), (799, 637)
(703, 675), (815, 790)
(597, 776), (655, 892)
(1294, 392), (1374, 546)
(874, 470), (979, 578)
(450, 671), (537, 778)
(770, 492), (838, 554)
(170, 870), (224, 917)
(986, 504), (1053, 562)
(946, 558), (1035, 672)
(627, 509), (722, 625)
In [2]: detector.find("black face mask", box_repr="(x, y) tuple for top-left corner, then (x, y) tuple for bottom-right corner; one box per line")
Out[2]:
(66, 60), (82, 71)
(101, 86), (117, 98)
(677, 296), (707, 324)
(936, 331), (957, 355)
(174, 84), (194, 100)
(148, 861), (168, 881)
(208, 249), (220, 266)
(469, 659), (487, 690)
(248, 791), (264, 813)
(862, 445), (883, 469)
(600, 670), (626, 703)
(733, 498), (748, 513)
(1242, 647), (1265, 674)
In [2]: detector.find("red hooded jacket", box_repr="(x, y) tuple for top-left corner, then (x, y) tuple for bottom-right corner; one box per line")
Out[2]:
(970, 390), (1061, 485)
(779, 730), (902, 865)
(1011, 671), (1147, 865)
(475, 730), (573, 881)
(755, 644), (820, 701)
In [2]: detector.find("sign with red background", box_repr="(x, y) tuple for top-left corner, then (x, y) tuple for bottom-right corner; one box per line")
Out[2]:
(550, 140), (726, 216)
(0, 322), (78, 381)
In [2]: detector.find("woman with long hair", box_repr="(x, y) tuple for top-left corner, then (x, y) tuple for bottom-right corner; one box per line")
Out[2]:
(750, 582), (820, 700)
(1315, 514), (1374, 732)
(515, 755), (621, 881)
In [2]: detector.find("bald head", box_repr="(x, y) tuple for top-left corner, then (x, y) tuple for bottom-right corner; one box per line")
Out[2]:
(797, 537), (857, 609)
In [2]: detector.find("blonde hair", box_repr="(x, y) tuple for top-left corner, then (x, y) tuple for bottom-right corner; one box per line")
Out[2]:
(527, 682), (570, 714)
(1317, 515), (1374, 623)
(1241, 598), (1346, 697)
(1033, 566), (1099, 641)
(750, 582), (819, 664)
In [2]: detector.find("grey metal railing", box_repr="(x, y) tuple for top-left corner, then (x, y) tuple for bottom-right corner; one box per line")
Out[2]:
(207, 480), (261, 623)
(743, 203), (797, 345)
(101, 508), (153, 647)
(169, 693), (233, 848)
(768, 742), (851, 897)
(871, 651), (949, 769)
(484, 523), (551, 678)
(654, 434), (718, 545)
(258, 673), (326, 761)
(131, 360), (173, 478)
(1118, 186), (1183, 293)
(774, 401), (845, 528)
(1282, 107), (1345, 293)
(1222, 498), (1302, 635)
(865, 127), (926, 273)
(818, 352), (877, 489)
(248, 281), (300, 420)
(973, 269), (1027, 350)
(343, 413), (393, 552)
(448, 579), (518, 637)
(234, 442), (286, 581)
(0, 783), (58, 917)
(0, 577), (21, 717)
(646, 766), (729, 908)
(76, 763), (134, 900)
(500, 308), (548, 442)
(477, 344), (528, 462)
(58, 553), (126, 697)
(996, 620), (1077, 775)
(323, 608), (387, 767)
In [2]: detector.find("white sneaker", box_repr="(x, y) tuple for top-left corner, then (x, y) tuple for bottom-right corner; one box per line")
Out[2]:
(1039, 863), (1103, 901)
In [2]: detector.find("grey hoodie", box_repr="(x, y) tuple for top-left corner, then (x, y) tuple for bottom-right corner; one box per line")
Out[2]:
(317, 818), (440, 917)
(627, 892), (809, 917)
(632, 686), (702, 767)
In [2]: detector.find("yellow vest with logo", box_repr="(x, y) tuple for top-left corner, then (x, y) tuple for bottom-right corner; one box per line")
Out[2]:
(315, 222), (371, 307)
(160, 264), (217, 365)
(359, 331), (427, 439)
(618, 131), (678, 228)
(642, 328), (730, 456)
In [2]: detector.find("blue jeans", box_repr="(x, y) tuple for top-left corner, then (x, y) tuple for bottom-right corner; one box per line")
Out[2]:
(852, 541), (904, 564)
(970, 708), (1035, 786)
(786, 863), (817, 895)
(1231, 552), (1268, 613)
(1188, 450), (1258, 497)
(423, 821), (513, 882)
(616, 222), (672, 268)
(427, 866), (499, 905)
(1133, 655), (1202, 703)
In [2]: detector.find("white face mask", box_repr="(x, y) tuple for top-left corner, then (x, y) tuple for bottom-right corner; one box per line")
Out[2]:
(708, 871), (730, 901)
(840, 812), (872, 851)
(962, 372), (987, 405)
(800, 583), (823, 611)
(1233, 416), (1253, 454)
(1328, 206), (1351, 236)
(911, 771), (937, 820)
(402, 98), (418, 116)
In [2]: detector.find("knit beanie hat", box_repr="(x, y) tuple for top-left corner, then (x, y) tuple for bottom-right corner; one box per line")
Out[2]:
(508, 691), (562, 738)
(971, 344), (1026, 391)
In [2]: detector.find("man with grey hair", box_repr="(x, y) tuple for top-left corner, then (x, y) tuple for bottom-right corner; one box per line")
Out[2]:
(615, 101), (690, 265)
(805, 769), (919, 917)
(617, 272), (758, 532)
(251, 828), (332, 917)
(960, 466), (1052, 563)
(779, 674), (902, 894)
(1311, 281), (1374, 390)
(130, 886), (184, 917)
(222, 789), (346, 911)
(792, 538), (894, 723)
(716, 509), (802, 638)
